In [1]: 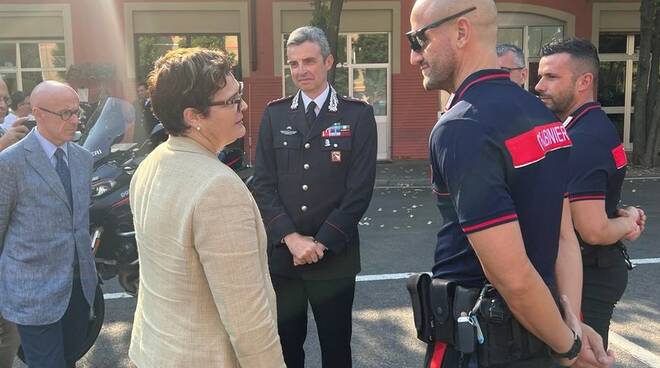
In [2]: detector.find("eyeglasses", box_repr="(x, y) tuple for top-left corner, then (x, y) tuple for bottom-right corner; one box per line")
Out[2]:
(406, 6), (477, 52)
(501, 66), (525, 72)
(0, 96), (10, 105)
(37, 106), (83, 121)
(208, 81), (243, 112)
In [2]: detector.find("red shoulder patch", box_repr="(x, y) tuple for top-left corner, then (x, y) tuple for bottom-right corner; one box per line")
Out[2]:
(504, 122), (572, 168)
(611, 144), (627, 169)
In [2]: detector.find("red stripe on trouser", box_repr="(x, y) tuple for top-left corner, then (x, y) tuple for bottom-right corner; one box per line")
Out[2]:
(430, 342), (447, 368)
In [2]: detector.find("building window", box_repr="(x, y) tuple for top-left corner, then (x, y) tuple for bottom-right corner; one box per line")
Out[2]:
(0, 41), (66, 93)
(598, 33), (638, 148)
(497, 25), (564, 91)
(134, 34), (241, 84)
(282, 32), (390, 117)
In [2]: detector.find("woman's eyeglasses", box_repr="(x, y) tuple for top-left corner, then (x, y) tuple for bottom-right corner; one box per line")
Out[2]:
(406, 7), (477, 53)
(208, 81), (244, 112)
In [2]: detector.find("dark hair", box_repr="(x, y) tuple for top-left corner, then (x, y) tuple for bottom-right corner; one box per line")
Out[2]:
(540, 38), (600, 80)
(147, 48), (233, 136)
(496, 44), (525, 67)
(9, 91), (26, 111)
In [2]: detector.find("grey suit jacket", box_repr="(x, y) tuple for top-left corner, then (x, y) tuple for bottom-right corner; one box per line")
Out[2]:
(0, 130), (97, 325)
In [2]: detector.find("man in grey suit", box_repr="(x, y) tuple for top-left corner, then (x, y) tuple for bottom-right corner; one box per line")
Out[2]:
(0, 81), (96, 368)
(0, 77), (25, 368)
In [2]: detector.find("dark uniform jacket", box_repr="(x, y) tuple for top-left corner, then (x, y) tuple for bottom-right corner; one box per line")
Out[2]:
(253, 86), (377, 280)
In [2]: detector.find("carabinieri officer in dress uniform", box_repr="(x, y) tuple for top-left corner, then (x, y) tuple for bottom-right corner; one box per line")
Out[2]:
(252, 26), (377, 368)
(537, 38), (646, 349)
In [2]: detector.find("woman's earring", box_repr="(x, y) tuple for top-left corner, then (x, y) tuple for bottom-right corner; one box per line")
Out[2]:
(195, 126), (201, 131)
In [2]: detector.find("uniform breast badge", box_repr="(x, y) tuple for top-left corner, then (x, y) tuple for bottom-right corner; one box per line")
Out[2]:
(331, 151), (342, 162)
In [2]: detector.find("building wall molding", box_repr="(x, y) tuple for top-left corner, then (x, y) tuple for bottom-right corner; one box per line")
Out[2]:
(272, 1), (401, 76)
(123, 1), (251, 81)
(591, 2), (641, 47)
(0, 4), (74, 67)
(496, 3), (576, 38)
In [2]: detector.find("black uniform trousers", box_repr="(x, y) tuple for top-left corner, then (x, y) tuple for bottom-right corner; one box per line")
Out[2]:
(581, 250), (629, 349)
(271, 275), (356, 368)
(16, 276), (90, 368)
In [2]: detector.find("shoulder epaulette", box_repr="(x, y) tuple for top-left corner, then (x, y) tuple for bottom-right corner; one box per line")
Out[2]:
(267, 94), (295, 106)
(339, 95), (367, 105)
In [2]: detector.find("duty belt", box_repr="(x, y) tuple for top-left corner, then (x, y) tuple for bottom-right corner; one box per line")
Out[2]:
(406, 274), (552, 366)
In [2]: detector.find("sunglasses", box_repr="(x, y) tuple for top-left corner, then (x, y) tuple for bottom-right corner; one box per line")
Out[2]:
(406, 6), (477, 52)
(37, 106), (83, 121)
(208, 81), (243, 112)
(1, 96), (10, 105)
(501, 66), (525, 72)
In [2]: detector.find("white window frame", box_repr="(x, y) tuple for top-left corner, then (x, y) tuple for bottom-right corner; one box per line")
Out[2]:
(599, 34), (638, 150)
(0, 40), (67, 91)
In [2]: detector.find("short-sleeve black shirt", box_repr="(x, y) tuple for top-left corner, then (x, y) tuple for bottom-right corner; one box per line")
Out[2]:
(565, 102), (627, 245)
(430, 70), (572, 287)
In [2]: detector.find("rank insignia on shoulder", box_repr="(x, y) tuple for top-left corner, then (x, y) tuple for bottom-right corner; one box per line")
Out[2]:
(280, 126), (298, 135)
(331, 151), (342, 162)
(322, 123), (351, 138)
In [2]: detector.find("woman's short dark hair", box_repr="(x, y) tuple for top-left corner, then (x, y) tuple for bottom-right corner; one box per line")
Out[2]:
(9, 91), (26, 111)
(147, 48), (233, 136)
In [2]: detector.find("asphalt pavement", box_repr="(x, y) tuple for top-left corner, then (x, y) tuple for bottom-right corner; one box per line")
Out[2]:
(10, 162), (660, 367)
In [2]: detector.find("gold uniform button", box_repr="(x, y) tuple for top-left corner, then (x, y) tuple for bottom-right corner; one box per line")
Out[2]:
(301, 205), (308, 212)
(302, 185), (309, 191)
(303, 164), (310, 170)
(304, 143), (311, 149)
(283, 141), (288, 147)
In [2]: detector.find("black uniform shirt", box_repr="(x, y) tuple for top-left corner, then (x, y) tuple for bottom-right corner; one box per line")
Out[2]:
(565, 102), (627, 217)
(430, 69), (572, 287)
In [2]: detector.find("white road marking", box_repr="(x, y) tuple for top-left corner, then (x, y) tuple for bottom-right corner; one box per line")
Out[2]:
(626, 176), (660, 181)
(632, 257), (660, 265)
(104, 292), (133, 300)
(104, 257), (660, 300)
(610, 332), (660, 368)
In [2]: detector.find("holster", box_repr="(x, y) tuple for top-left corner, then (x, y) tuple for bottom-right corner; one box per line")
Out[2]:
(406, 273), (433, 343)
(429, 278), (456, 342)
(475, 290), (550, 366)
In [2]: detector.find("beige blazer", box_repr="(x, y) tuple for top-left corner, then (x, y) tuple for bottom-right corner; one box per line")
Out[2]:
(128, 137), (284, 368)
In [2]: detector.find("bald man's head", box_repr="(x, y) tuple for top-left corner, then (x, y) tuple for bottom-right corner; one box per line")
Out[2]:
(413, 0), (497, 38)
(409, 0), (499, 91)
(31, 80), (80, 146)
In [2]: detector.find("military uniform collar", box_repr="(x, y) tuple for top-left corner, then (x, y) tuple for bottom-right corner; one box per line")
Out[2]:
(291, 85), (338, 112)
(563, 101), (601, 130)
(446, 69), (510, 110)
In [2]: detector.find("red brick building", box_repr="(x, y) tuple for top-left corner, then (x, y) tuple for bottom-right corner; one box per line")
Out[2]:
(0, 0), (643, 161)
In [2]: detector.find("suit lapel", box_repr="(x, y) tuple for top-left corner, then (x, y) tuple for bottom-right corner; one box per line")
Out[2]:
(23, 131), (71, 211)
(68, 144), (86, 218)
(291, 104), (309, 138)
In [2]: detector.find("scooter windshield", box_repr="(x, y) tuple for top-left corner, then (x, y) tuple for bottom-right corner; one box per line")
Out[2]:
(82, 97), (137, 163)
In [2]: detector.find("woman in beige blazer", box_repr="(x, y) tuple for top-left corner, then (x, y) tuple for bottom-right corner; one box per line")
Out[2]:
(128, 48), (285, 368)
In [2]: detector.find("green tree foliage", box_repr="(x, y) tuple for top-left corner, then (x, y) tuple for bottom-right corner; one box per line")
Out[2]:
(309, 0), (344, 84)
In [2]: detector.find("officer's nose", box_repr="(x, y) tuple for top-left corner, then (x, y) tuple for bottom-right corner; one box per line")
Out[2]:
(410, 49), (423, 66)
(534, 78), (545, 94)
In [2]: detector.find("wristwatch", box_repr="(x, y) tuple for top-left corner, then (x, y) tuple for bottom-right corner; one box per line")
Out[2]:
(553, 328), (582, 362)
